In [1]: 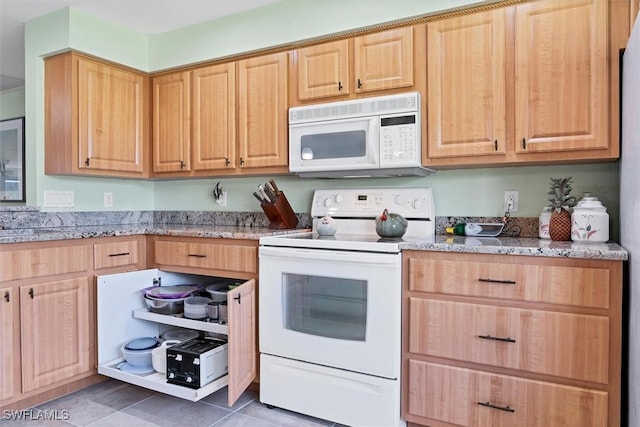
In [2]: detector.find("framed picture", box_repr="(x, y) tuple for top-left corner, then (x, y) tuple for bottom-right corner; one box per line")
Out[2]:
(0, 117), (25, 202)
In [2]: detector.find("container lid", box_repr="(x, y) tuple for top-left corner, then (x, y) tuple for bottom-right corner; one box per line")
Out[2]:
(162, 329), (199, 342)
(575, 193), (606, 210)
(124, 337), (160, 351)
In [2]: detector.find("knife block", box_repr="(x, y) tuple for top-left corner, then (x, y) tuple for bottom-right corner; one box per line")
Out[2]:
(261, 192), (299, 229)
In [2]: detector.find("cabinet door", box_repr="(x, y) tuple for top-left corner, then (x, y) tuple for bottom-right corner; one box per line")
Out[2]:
(426, 9), (507, 158)
(238, 52), (289, 168)
(192, 63), (237, 171)
(77, 58), (147, 173)
(20, 278), (91, 393)
(153, 71), (191, 172)
(295, 40), (350, 100)
(514, 0), (607, 153)
(227, 279), (257, 406)
(354, 27), (414, 93)
(0, 287), (16, 401)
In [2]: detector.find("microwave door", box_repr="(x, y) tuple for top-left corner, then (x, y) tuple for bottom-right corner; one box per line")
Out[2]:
(289, 117), (379, 172)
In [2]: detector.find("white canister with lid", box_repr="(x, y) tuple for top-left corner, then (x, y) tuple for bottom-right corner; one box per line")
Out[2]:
(571, 193), (609, 243)
(538, 207), (552, 239)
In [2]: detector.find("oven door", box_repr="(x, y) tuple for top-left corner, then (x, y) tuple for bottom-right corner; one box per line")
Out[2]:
(289, 116), (379, 173)
(259, 246), (401, 379)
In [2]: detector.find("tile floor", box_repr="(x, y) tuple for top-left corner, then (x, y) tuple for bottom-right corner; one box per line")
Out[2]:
(1, 379), (345, 427)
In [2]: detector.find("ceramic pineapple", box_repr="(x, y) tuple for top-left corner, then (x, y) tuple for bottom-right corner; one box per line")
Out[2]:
(547, 177), (577, 241)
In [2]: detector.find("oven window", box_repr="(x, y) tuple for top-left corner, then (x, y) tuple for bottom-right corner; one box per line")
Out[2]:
(284, 273), (367, 341)
(300, 130), (366, 160)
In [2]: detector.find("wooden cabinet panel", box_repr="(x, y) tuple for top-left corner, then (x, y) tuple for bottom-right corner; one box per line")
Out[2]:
(227, 279), (257, 406)
(0, 287), (16, 401)
(45, 52), (149, 178)
(426, 8), (507, 158)
(409, 298), (609, 383)
(152, 71), (191, 173)
(354, 27), (414, 93)
(296, 40), (350, 100)
(406, 253), (610, 308)
(514, 0), (607, 153)
(94, 239), (140, 270)
(407, 360), (608, 427)
(238, 52), (288, 169)
(192, 63), (237, 171)
(77, 58), (146, 173)
(0, 245), (89, 282)
(20, 278), (91, 393)
(154, 240), (257, 274)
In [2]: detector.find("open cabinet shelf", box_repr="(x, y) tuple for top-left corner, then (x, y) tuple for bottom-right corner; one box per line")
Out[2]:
(133, 308), (229, 335)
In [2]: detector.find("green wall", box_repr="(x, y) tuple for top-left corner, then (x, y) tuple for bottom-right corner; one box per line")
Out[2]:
(20, 0), (621, 237)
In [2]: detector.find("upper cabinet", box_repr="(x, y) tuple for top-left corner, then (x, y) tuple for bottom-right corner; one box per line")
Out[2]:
(151, 52), (289, 177)
(426, 8), (507, 159)
(425, 0), (627, 168)
(237, 52), (289, 169)
(291, 26), (425, 104)
(45, 52), (150, 178)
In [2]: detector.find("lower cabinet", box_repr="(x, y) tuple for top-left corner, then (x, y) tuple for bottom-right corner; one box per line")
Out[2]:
(402, 250), (622, 427)
(96, 268), (256, 406)
(0, 287), (16, 401)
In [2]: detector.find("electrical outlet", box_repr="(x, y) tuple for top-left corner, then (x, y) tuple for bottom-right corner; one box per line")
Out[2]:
(104, 192), (113, 208)
(215, 190), (227, 207)
(504, 190), (519, 213)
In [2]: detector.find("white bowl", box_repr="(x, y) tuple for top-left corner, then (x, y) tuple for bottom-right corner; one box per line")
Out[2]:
(184, 296), (212, 319)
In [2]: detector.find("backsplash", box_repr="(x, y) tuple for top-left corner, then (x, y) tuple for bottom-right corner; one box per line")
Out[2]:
(1, 207), (538, 237)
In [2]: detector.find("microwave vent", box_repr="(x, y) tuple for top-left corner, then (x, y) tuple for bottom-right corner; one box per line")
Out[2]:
(290, 92), (420, 124)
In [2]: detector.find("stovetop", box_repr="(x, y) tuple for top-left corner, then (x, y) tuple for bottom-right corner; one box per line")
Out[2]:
(259, 188), (435, 253)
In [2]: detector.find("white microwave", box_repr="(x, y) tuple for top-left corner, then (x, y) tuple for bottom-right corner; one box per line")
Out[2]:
(288, 92), (435, 178)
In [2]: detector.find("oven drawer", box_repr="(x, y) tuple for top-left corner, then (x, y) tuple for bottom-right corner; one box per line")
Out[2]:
(405, 252), (610, 308)
(154, 239), (257, 274)
(406, 360), (607, 427)
(408, 298), (609, 383)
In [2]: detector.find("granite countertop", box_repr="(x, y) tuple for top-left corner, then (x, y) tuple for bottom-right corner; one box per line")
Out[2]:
(400, 235), (628, 261)
(0, 224), (310, 244)
(0, 223), (627, 261)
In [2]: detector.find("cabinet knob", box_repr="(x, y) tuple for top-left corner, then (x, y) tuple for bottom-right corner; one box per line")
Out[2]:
(4, 291), (9, 302)
(338, 81), (343, 91)
(234, 293), (241, 304)
(494, 140), (498, 151)
(85, 157), (90, 166)
(29, 288), (34, 299)
(522, 138), (527, 150)
(240, 157), (245, 166)
(180, 160), (186, 169)
(225, 158), (230, 166)
(357, 78), (362, 89)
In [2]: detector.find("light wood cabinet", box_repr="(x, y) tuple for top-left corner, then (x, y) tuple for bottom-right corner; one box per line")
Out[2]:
(0, 287), (16, 402)
(45, 52), (149, 178)
(20, 278), (91, 393)
(238, 52), (289, 169)
(425, 0), (627, 168)
(402, 251), (622, 427)
(93, 239), (141, 270)
(292, 26), (423, 103)
(152, 71), (191, 173)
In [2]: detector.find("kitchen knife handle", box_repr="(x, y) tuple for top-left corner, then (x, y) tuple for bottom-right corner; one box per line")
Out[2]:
(269, 179), (279, 193)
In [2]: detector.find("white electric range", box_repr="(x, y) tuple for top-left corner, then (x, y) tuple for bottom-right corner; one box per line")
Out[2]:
(258, 188), (435, 427)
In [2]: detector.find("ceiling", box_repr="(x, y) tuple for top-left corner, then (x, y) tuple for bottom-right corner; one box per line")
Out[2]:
(0, 0), (284, 91)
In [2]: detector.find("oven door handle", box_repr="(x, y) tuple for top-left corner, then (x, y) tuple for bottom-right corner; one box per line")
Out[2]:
(259, 246), (400, 265)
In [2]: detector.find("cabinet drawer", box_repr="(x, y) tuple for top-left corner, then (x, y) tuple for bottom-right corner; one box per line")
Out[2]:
(0, 245), (89, 281)
(406, 360), (607, 427)
(94, 240), (139, 270)
(408, 298), (609, 383)
(154, 240), (257, 274)
(406, 254), (610, 308)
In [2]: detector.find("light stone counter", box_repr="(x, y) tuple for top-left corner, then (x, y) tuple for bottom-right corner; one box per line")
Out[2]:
(400, 235), (628, 261)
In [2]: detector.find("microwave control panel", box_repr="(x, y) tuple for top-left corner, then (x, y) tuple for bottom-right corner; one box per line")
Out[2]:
(380, 114), (420, 166)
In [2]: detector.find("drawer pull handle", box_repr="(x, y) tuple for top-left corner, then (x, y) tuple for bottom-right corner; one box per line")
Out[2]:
(108, 252), (130, 257)
(478, 278), (516, 285)
(478, 334), (516, 343)
(4, 291), (9, 302)
(188, 254), (207, 258)
(478, 401), (515, 413)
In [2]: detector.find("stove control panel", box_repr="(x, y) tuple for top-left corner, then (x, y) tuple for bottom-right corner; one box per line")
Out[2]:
(312, 188), (434, 220)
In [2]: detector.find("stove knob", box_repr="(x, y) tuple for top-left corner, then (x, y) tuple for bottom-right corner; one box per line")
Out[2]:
(324, 197), (334, 207)
(334, 194), (343, 204)
(168, 372), (175, 379)
(394, 195), (405, 205)
(412, 199), (423, 210)
(186, 376), (193, 383)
